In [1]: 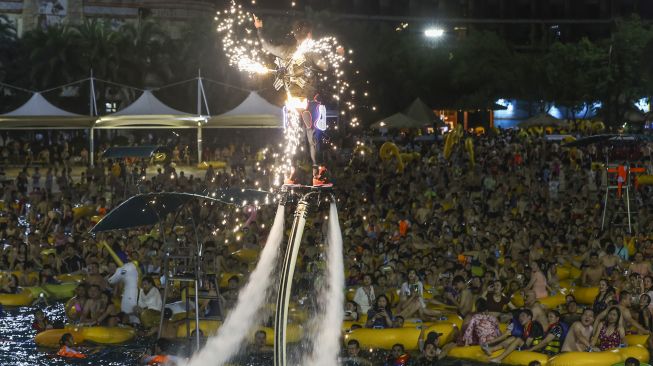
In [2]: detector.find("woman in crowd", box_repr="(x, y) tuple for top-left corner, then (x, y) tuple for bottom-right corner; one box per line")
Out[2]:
(592, 279), (614, 315)
(365, 295), (393, 329)
(591, 306), (625, 351)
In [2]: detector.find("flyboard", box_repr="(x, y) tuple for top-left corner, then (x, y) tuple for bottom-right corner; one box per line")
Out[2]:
(274, 183), (334, 366)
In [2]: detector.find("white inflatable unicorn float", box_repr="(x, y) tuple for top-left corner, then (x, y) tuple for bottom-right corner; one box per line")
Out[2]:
(108, 261), (141, 323)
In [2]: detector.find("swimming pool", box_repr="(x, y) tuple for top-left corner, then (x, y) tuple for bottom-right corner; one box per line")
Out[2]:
(0, 304), (489, 366)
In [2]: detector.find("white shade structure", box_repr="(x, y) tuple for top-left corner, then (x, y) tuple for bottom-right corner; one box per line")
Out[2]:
(95, 90), (206, 129)
(0, 92), (94, 129)
(206, 92), (282, 128)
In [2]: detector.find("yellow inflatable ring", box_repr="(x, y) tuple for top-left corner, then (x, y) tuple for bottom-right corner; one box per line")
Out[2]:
(54, 274), (85, 283)
(231, 248), (260, 263)
(35, 325), (135, 347)
(511, 292), (566, 309)
(218, 273), (245, 288)
(177, 320), (222, 338)
(625, 334), (649, 346)
(571, 287), (599, 305)
(449, 345), (548, 366)
(548, 346), (648, 366)
(343, 323), (454, 350)
(638, 175), (653, 186)
(0, 290), (33, 306)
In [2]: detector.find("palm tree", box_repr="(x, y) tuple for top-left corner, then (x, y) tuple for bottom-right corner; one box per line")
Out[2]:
(76, 19), (121, 81)
(0, 15), (18, 82)
(115, 20), (174, 88)
(21, 24), (84, 90)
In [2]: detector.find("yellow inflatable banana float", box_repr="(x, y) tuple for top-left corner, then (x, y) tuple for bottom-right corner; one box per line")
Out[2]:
(35, 325), (136, 348)
(465, 137), (475, 166)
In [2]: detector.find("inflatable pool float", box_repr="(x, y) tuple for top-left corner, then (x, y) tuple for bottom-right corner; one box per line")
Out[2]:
(556, 266), (582, 280)
(218, 273), (244, 288)
(344, 323), (455, 350)
(571, 287), (599, 305)
(54, 274), (85, 283)
(511, 292), (566, 309)
(342, 320), (437, 331)
(449, 345), (548, 366)
(35, 325), (136, 348)
(345, 288), (356, 301)
(231, 248), (260, 263)
(24, 283), (79, 301)
(176, 320), (222, 338)
(548, 346), (648, 366)
(176, 322), (303, 345)
(625, 334), (649, 346)
(447, 345), (649, 366)
(0, 290), (34, 306)
(72, 205), (95, 220)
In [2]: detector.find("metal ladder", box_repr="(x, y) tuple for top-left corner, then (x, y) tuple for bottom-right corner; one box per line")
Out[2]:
(158, 230), (222, 353)
(601, 163), (640, 234)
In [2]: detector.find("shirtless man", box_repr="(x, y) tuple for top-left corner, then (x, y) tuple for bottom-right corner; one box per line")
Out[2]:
(562, 308), (594, 352)
(595, 290), (649, 335)
(79, 285), (103, 325)
(445, 275), (473, 317)
(85, 262), (109, 291)
(524, 290), (549, 329)
(581, 252), (605, 287)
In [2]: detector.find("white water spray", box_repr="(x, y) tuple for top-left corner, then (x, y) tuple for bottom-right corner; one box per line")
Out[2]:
(304, 202), (345, 366)
(186, 204), (286, 366)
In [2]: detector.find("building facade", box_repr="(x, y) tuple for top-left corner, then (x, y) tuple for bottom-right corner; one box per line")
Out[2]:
(0, 0), (216, 36)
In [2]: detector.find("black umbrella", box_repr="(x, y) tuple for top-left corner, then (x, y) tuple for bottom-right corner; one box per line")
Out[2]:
(90, 190), (273, 233)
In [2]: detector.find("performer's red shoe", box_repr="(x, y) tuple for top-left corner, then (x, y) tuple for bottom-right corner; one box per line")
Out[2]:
(284, 177), (298, 185)
(312, 166), (332, 187)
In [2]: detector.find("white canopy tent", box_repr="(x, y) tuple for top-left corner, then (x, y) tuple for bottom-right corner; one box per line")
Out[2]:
(95, 90), (208, 163)
(95, 90), (205, 129)
(206, 91), (282, 128)
(0, 92), (95, 129)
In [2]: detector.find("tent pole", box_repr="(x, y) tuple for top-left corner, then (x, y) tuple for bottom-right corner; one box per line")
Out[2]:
(197, 124), (202, 164)
(90, 127), (95, 167)
(197, 69), (202, 115)
(197, 70), (202, 165)
(89, 70), (97, 167)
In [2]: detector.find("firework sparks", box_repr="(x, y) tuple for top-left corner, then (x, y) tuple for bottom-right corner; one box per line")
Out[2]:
(216, 0), (374, 185)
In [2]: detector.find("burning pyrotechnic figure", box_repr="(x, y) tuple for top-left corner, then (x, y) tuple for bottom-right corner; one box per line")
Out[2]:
(253, 15), (343, 187)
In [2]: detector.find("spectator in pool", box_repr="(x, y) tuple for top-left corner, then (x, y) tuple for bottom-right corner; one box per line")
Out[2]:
(342, 339), (372, 366)
(365, 295), (393, 329)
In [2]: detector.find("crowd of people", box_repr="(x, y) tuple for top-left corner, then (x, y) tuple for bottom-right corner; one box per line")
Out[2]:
(1, 128), (653, 365)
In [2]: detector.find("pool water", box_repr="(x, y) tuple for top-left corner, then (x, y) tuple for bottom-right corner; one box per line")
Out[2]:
(0, 304), (149, 366)
(0, 305), (488, 366)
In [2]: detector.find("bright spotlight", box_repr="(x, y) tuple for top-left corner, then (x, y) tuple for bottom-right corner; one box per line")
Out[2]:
(424, 28), (444, 38)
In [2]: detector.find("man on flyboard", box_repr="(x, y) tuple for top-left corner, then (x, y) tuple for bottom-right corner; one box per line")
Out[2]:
(254, 15), (342, 187)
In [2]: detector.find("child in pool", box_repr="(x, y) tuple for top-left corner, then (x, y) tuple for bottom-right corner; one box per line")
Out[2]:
(57, 333), (86, 359)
